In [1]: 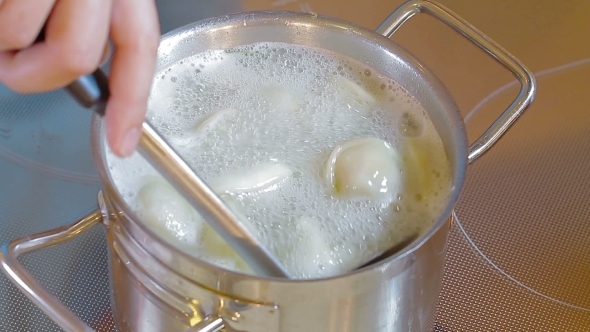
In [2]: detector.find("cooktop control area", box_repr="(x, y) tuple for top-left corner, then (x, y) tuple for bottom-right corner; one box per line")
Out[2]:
(0, 1), (588, 331)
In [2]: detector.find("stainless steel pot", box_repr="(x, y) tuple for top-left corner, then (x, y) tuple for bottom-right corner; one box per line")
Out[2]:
(0, 1), (536, 331)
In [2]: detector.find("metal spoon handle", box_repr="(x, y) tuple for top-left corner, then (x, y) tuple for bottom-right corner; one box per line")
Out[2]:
(35, 30), (290, 278)
(82, 72), (289, 278)
(137, 121), (290, 278)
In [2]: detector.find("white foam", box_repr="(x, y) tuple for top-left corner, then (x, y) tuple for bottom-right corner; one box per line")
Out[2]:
(105, 42), (452, 279)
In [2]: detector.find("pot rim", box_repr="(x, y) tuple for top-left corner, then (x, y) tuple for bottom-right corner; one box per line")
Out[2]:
(91, 10), (468, 284)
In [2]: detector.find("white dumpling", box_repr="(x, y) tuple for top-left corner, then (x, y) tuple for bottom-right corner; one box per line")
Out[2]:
(136, 160), (293, 273)
(274, 216), (337, 278)
(333, 75), (375, 103)
(136, 176), (204, 247)
(200, 225), (251, 273)
(198, 198), (252, 273)
(324, 137), (402, 201)
(332, 75), (375, 115)
(192, 108), (237, 136)
(137, 179), (254, 273)
(170, 108), (238, 147)
(262, 85), (299, 113)
(209, 160), (292, 195)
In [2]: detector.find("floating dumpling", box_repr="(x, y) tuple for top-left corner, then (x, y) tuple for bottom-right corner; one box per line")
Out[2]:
(137, 174), (259, 273)
(136, 176), (204, 247)
(192, 108), (238, 136)
(136, 160), (292, 272)
(261, 85), (300, 113)
(209, 160), (292, 195)
(324, 137), (402, 201)
(333, 75), (375, 103)
(198, 198), (252, 273)
(170, 108), (238, 147)
(274, 216), (337, 278)
(332, 75), (375, 115)
(197, 162), (293, 272)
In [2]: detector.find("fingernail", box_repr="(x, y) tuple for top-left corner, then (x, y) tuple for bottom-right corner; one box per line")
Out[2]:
(120, 127), (141, 157)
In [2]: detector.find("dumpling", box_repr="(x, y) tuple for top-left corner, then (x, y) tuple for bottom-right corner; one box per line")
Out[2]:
(198, 198), (252, 273)
(209, 160), (292, 195)
(333, 75), (375, 104)
(274, 216), (338, 278)
(261, 85), (300, 113)
(332, 75), (375, 116)
(137, 177), (255, 273)
(170, 108), (238, 147)
(192, 108), (238, 137)
(136, 176), (204, 248)
(198, 161), (295, 273)
(324, 137), (402, 202)
(136, 160), (293, 273)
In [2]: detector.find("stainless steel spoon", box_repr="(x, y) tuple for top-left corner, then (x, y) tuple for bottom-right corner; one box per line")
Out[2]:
(68, 67), (291, 278)
(33, 20), (291, 278)
(39, 30), (415, 278)
(68, 67), (422, 277)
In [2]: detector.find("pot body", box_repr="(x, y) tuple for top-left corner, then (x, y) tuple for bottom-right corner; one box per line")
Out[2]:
(102, 192), (451, 332)
(93, 9), (470, 332)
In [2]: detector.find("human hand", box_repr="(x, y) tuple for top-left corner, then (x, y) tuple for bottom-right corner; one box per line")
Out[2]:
(0, 0), (161, 157)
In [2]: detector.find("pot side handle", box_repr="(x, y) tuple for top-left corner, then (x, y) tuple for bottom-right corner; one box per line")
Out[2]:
(0, 209), (102, 332)
(0, 191), (227, 332)
(376, 0), (537, 164)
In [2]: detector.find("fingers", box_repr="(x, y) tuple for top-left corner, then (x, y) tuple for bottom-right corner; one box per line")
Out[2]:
(105, 0), (160, 157)
(0, 0), (112, 93)
(0, 0), (56, 51)
(0, 0), (161, 158)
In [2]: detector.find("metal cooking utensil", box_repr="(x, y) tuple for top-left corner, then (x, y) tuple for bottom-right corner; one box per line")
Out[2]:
(76, 70), (291, 278)
(34, 31), (290, 278)
(71, 69), (290, 278)
(76, 66), (421, 275)
(34, 24), (441, 278)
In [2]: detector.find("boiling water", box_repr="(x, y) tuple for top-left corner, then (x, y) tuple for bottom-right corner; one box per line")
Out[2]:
(105, 42), (452, 279)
